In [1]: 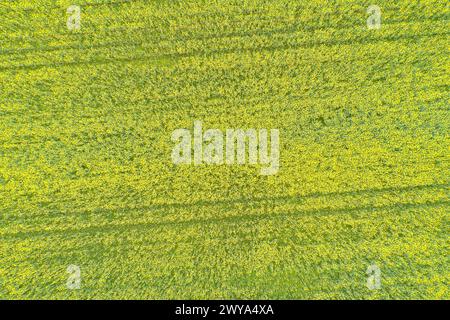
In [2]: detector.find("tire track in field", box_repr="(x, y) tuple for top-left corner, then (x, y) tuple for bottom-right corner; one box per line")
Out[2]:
(1, 29), (448, 72)
(2, 198), (448, 240)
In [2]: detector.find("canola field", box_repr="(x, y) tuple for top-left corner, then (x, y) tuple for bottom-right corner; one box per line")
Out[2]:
(0, 0), (449, 299)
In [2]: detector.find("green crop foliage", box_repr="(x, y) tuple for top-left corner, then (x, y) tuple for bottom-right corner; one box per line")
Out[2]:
(0, 0), (448, 299)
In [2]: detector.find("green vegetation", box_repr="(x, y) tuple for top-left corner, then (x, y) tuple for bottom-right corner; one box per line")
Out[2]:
(0, 0), (448, 299)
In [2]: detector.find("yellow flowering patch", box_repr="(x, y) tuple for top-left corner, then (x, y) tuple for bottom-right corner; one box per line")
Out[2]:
(0, 0), (448, 299)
